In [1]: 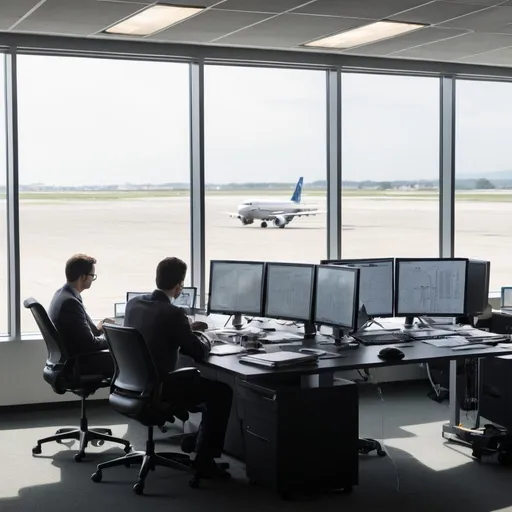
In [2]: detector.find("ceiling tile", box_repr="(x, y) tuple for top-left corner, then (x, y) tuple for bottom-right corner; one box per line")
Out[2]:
(440, 5), (512, 31)
(393, 31), (512, 59)
(390, 1), (488, 25)
(149, 9), (272, 43)
(294, 0), (432, 19)
(215, 13), (369, 47)
(442, 0), (503, 5)
(212, 0), (307, 13)
(12, 20), (107, 36)
(0, 0), (44, 30)
(460, 45), (512, 64)
(343, 26), (468, 55)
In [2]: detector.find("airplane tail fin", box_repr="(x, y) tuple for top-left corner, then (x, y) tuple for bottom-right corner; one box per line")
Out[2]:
(290, 177), (303, 203)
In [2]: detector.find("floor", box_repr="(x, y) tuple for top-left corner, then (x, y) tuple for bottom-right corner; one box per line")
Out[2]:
(1, 381), (512, 512)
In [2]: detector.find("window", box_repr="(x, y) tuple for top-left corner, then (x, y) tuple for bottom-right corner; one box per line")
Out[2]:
(17, 55), (190, 332)
(0, 54), (6, 335)
(204, 65), (327, 285)
(341, 73), (440, 259)
(455, 79), (512, 292)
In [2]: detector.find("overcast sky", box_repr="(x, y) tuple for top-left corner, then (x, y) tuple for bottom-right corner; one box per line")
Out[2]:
(0, 55), (508, 186)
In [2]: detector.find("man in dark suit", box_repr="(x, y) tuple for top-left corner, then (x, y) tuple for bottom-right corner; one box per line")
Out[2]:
(49, 253), (114, 378)
(124, 257), (233, 479)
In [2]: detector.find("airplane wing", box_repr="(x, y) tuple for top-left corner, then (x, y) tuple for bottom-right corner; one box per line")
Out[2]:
(225, 212), (241, 217)
(268, 209), (325, 218)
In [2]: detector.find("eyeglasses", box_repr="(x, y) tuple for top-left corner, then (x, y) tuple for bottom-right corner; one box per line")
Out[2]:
(87, 273), (97, 281)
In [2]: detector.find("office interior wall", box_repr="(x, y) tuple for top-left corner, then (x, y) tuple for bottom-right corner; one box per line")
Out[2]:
(0, 41), (506, 404)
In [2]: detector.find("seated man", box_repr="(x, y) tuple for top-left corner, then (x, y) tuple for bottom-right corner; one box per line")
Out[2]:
(49, 253), (114, 378)
(124, 256), (233, 478)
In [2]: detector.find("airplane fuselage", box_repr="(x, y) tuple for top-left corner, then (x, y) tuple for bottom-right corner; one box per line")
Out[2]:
(236, 199), (318, 228)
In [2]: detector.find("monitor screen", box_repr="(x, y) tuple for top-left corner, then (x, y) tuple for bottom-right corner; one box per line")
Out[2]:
(114, 302), (126, 318)
(264, 263), (315, 322)
(126, 291), (148, 303)
(395, 258), (468, 316)
(314, 265), (359, 330)
(502, 287), (512, 309)
(174, 287), (197, 309)
(323, 259), (393, 317)
(208, 260), (265, 316)
(466, 260), (490, 316)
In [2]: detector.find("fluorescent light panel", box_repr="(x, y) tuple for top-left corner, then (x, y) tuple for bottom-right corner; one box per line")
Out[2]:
(305, 21), (425, 49)
(106, 4), (204, 36)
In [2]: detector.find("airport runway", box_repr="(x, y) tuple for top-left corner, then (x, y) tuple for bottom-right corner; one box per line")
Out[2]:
(0, 193), (509, 333)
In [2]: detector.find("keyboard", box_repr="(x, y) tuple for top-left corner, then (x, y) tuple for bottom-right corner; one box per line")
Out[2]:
(354, 332), (412, 346)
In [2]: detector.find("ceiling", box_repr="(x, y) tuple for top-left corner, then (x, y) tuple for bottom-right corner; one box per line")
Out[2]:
(4, 0), (512, 68)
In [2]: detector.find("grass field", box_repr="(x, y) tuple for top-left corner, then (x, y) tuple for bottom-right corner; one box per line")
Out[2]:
(10, 188), (512, 202)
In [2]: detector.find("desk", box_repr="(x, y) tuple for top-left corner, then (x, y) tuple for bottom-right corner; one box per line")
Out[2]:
(197, 340), (512, 457)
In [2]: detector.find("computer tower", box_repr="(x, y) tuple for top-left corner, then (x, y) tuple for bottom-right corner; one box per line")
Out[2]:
(480, 355), (512, 430)
(237, 378), (358, 497)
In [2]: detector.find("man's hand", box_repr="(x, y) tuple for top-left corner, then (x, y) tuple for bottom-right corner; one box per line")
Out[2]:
(97, 318), (116, 332)
(191, 320), (209, 332)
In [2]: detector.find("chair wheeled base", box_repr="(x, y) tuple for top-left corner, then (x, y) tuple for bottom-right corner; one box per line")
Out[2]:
(358, 438), (386, 457)
(32, 396), (131, 462)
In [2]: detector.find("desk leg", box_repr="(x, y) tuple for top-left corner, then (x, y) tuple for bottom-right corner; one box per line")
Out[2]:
(442, 359), (461, 439)
(301, 373), (334, 388)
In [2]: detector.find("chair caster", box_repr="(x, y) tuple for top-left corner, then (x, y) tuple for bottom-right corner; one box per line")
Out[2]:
(377, 449), (387, 457)
(105, 429), (113, 436)
(189, 476), (200, 489)
(32, 445), (42, 455)
(91, 471), (102, 483)
(124, 445), (132, 454)
(74, 452), (85, 462)
(91, 439), (105, 447)
(133, 482), (144, 495)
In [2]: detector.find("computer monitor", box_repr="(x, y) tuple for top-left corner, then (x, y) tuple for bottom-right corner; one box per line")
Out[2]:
(207, 260), (266, 328)
(395, 258), (468, 325)
(314, 265), (360, 335)
(321, 258), (394, 317)
(502, 287), (512, 309)
(466, 260), (490, 316)
(114, 302), (126, 318)
(264, 263), (315, 324)
(126, 291), (148, 303)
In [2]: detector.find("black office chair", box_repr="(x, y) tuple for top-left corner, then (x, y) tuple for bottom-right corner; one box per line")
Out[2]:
(91, 324), (201, 495)
(23, 298), (131, 461)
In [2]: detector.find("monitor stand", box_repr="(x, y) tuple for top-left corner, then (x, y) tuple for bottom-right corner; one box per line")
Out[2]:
(232, 313), (244, 330)
(402, 316), (429, 330)
(359, 318), (385, 331)
(304, 322), (316, 339)
(332, 327), (346, 345)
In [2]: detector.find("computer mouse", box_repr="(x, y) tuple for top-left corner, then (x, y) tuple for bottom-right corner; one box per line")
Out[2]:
(378, 346), (405, 360)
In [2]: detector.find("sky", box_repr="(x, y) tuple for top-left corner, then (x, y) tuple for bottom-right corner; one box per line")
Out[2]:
(0, 54), (509, 186)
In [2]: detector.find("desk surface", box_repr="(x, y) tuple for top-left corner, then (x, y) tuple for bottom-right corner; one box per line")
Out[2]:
(197, 341), (512, 379)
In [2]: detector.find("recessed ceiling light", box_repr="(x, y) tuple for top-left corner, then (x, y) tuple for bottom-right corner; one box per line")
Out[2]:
(105, 3), (204, 36)
(304, 21), (426, 49)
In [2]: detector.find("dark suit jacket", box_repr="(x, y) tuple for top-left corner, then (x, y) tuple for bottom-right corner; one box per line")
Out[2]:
(124, 289), (211, 378)
(48, 284), (107, 356)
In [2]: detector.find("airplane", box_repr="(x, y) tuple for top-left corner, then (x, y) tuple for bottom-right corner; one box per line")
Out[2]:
(227, 177), (324, 228)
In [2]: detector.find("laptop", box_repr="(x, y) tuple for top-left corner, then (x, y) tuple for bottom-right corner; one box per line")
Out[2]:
(501, 287), (512, 313)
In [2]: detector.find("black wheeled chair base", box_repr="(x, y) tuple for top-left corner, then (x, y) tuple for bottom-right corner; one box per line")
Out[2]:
(358, 438), (387, 457)
(32, 427), (131, 462)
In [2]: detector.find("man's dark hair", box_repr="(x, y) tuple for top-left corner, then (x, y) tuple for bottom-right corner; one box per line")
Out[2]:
(65, 254), (96, 282)
(156, 257), (187, 290)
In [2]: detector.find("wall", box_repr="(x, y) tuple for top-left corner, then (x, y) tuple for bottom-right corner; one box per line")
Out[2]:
(0, 338), (425, 407)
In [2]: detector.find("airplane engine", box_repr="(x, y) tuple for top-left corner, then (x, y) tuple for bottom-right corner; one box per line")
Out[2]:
(239, 216), (253, 225)
(273, 215), (287, 228)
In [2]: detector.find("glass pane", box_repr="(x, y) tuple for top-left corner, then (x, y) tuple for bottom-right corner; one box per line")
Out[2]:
(0, 54), (6, 335)
(204, 65), (327, 288)
(341, 73), (440, 258)
(455, 79), (512, 292)
(18, 56), (190, 333)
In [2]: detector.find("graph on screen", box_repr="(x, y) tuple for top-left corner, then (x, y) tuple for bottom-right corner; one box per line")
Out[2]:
(265, 264), (314, 321)
(397, 259), (467, 316)
(209, 261), (264, 315)
(314, 266), (358, 328)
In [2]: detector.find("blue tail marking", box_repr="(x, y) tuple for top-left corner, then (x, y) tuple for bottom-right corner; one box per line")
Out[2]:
(290, 177), (303, 203)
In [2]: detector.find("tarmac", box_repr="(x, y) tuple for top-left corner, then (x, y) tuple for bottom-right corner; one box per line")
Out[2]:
(0, 193), (508, 333)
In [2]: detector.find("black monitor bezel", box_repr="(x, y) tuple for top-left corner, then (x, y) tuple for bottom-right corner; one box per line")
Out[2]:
(320, 258), (394, 318)
(501, 286), (512, 309)
(394, 257), (469, 317)
(466, 259), (490, 316)
(313, 265), (360, 330)
(263, 262), (316, 323)
(207, 260), (266, 317)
